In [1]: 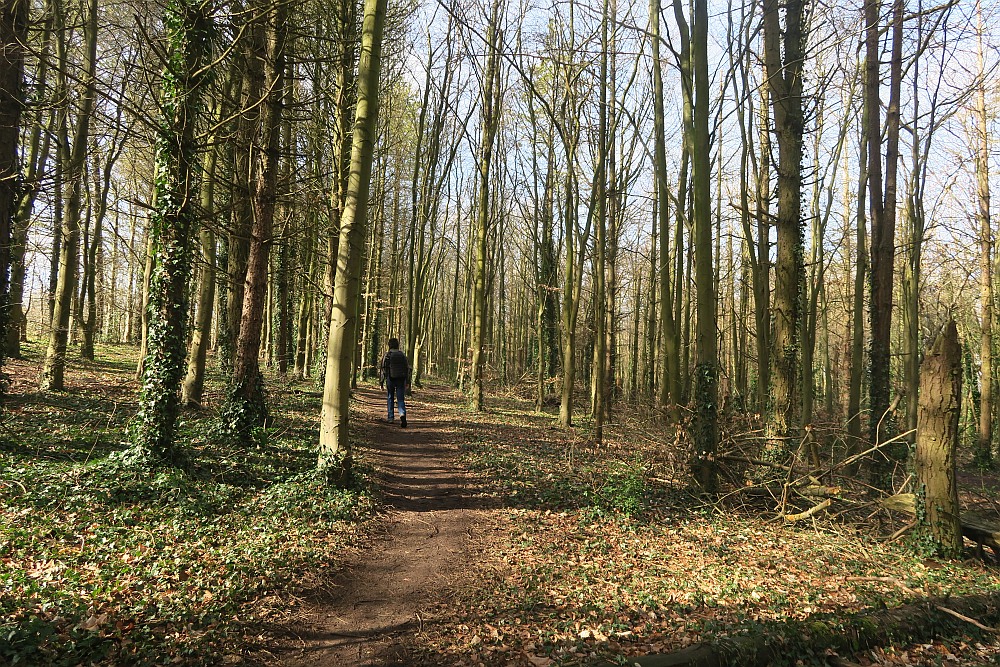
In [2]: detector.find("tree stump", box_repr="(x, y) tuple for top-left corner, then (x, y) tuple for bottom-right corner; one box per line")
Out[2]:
(915, 320), (963, 557)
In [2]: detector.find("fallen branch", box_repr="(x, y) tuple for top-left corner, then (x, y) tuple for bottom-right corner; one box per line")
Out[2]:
(887, 520), (917, 542)
(826, 428), (916, 476)
(794, 484), (841, 498)
(935, 605), (1000, 634)
(783, 499), (831, 522)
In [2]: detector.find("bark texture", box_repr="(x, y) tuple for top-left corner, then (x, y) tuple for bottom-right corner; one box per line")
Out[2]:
(915, 320), (963, 557)
(318, 0), (388, 481)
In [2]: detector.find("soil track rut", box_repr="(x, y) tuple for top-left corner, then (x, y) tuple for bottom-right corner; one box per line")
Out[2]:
(270, 383), (492, 666)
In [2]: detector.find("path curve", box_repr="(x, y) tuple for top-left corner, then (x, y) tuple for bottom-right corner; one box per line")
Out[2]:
(270, 382), (491, 666)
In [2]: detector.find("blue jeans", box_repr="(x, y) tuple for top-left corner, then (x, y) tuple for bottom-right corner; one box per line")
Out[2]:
(386, 377), (406, 421)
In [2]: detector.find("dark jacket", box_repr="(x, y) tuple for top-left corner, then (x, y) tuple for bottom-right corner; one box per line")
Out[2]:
(381, 349), (410, 383)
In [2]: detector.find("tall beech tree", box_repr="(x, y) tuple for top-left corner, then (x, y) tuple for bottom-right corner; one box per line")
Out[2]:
(41, 0), (98, 391)
(470, 0), (503, 412)
(762, 0), (808, 457)
(649, 0), (677, 418)
(318, 0), (388, 482)
(688, 0), (717, 491)
(131, 0), (213, 462)
(181, 87), (226, 407)
(1, 0), (30, 367)
(974, 0), (993, 469)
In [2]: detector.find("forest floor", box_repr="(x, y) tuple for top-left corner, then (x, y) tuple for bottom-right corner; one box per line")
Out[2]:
(2, 343), (1000, 666)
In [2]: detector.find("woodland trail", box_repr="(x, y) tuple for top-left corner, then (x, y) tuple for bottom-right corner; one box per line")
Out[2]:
(268, 382), (496, 667)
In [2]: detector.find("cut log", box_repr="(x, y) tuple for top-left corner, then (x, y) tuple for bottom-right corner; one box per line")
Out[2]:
(795, 484), (841, 497)
(598, 592), (1000, 667)
(880, 493), (1000, 558)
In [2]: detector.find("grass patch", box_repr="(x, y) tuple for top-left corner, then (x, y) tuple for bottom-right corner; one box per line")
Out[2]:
(0, 343), (375, 665)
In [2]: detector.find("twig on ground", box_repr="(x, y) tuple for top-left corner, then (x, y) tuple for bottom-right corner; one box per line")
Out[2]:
(935, 604), (1000, 633)
(887, 520), (917, 542)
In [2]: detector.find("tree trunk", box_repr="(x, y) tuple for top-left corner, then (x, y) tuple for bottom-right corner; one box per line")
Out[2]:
(867, 0), (905, 485)
(689, 0), (717, 491)
(7, 0), (52, 357)
(762, 0), (806, 459)
(318, 0), (388, 482)
(0, 0), (27, 376)
(470, 0), (502, 413)
(915, 320), (963, 558)
(847, 89), (869, 450)
(181, 104), (222, 406)
(651, 0), (678, 418)
(131, 0), (212, 462)
(975, 0), (993, 469)
(41, 0), (97, 391)
(294, 232), (315, 379)
(225, 0), (288, 437)
(274, 50), (294, 378)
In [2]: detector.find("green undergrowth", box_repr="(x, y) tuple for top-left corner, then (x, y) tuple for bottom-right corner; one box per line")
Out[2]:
(460, 407), (683, 522)
(446, 396), (1000, 666)
(0, 343), (376, 665)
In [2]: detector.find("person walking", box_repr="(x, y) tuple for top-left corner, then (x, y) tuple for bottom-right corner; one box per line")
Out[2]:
(380, 337), (411, 427)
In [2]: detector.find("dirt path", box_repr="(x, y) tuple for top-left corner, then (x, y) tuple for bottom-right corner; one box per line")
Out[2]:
(269, 382), (494, 667)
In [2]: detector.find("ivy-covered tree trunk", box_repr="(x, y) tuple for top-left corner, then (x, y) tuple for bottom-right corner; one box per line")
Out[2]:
(318, 0), (388, 482)
(761, 0), (807, 459)
(914, 321), (963, 558)
(131, 0), (213, 462)
(0, 0), (27, 379)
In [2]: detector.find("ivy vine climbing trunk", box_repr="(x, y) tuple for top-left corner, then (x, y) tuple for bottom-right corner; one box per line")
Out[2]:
(761, 0), (807, 459)
(318, 0), (388, 482)
(132, 0), (213, 462)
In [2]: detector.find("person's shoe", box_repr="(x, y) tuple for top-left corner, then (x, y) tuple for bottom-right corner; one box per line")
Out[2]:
(400, 415), (407, 428)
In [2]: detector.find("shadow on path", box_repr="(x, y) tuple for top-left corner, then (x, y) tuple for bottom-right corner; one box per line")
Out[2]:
(264, 382), (498, 667)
